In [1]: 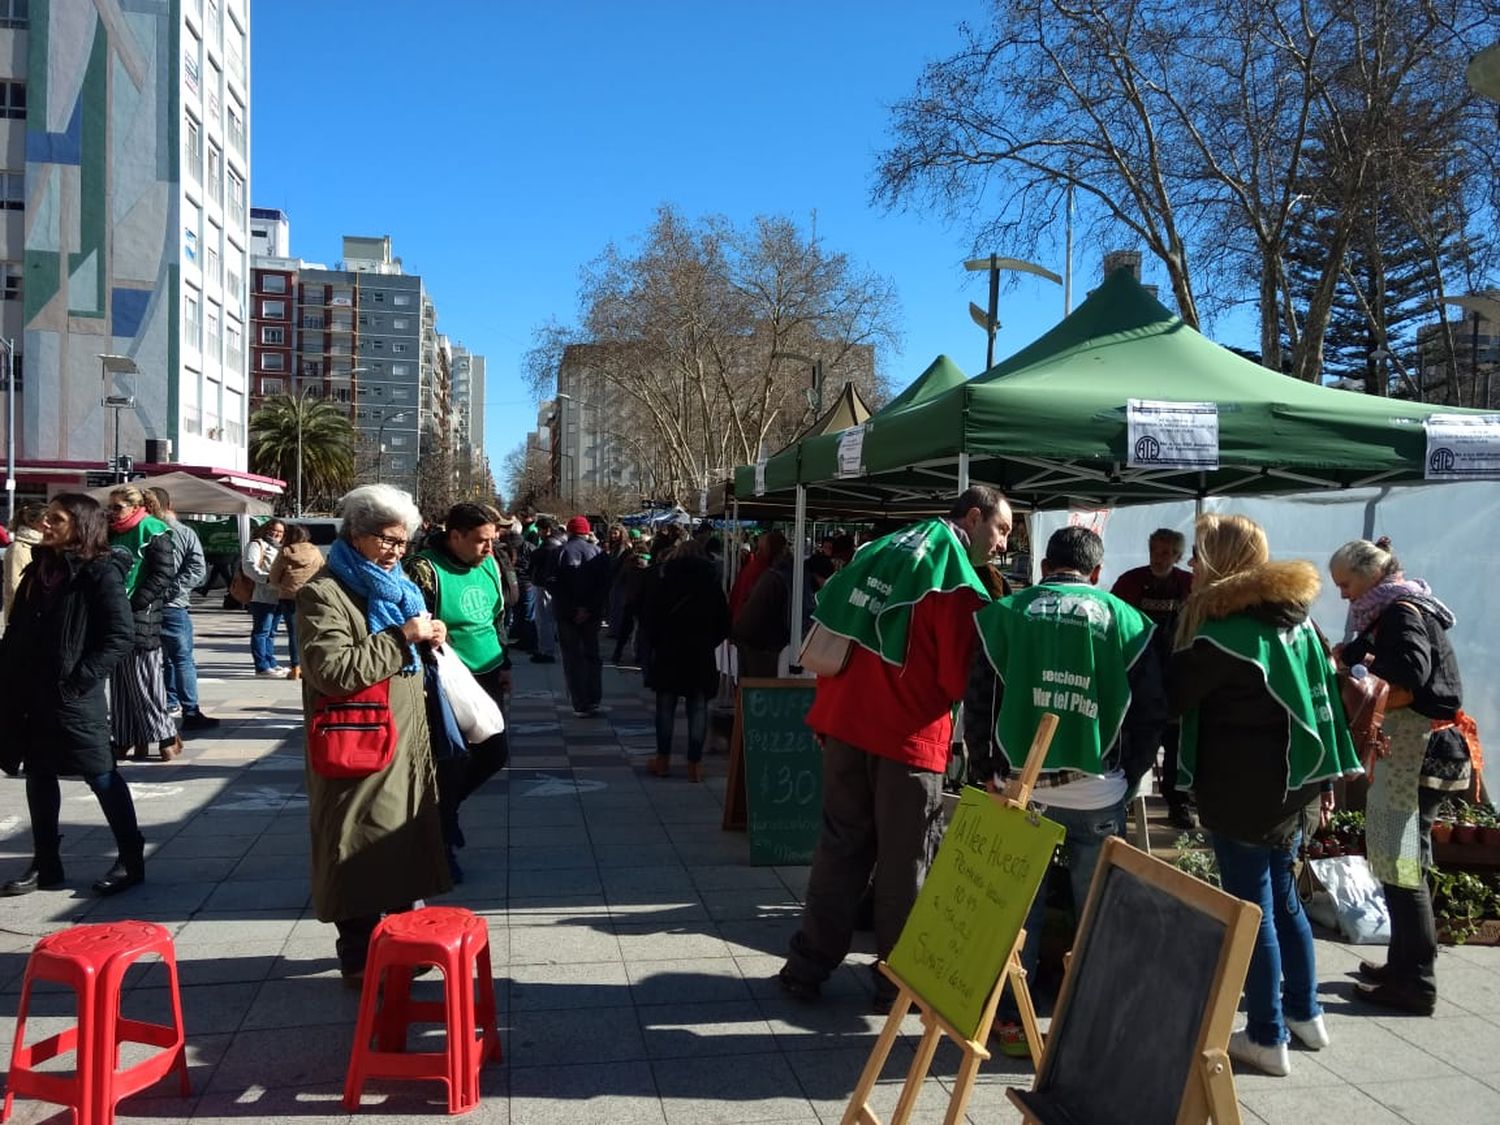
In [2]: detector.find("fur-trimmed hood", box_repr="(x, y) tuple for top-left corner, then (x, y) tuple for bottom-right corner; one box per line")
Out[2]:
(1193, 559), (1321, 626)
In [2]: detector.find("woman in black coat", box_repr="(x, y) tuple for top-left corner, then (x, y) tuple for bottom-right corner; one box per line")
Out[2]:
(0, 493), (148, 896)
(641, 537), (730, 782)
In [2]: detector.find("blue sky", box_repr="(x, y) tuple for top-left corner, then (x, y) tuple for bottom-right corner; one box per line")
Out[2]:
(251, 1), (1234, 491)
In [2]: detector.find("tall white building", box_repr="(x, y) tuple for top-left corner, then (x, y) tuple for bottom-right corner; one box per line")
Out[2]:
(5, 0), (256, 499)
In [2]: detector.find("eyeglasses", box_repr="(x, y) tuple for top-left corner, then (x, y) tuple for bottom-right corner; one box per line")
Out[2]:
(370, 533), (409, 552)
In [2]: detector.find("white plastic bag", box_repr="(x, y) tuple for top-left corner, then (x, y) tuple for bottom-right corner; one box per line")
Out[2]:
(433, 645), (505, 744)
(1305, 855), (1391, 944)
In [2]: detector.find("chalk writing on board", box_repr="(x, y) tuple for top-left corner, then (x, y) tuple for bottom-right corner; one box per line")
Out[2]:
(889, 789), (1064, 1038)
(739, 684), (823, 866)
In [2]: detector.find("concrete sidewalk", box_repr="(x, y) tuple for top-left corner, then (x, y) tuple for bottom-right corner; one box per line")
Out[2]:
(1, 602), (1498, 1123)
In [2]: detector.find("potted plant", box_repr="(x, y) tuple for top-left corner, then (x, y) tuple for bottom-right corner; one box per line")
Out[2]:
(1171, 833), (1221, 888)
(1470, 802), (1500, 847)
(1433, 869), (1493, 944)
(1431, 817), (1455, 846)
(1452, 802), (1480, 845)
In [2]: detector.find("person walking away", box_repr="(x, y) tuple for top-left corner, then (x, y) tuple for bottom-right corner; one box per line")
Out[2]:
(147, 487), (218, 732)
(779, 487), (1010, 1013)
(1111, 527), (1196, 829)
(968, 526), (1166, 1053)
(641, 537), (730, 781)
(528, 517), (564, 663)
(268, 523), (322, 681)
(731, 532), (787, 676)
(2, 501), (46, 631)
(609, 530), (646, 663)
(0, 494), (148, 895)
(406, 503), (513, 880)
(553, 515), (610, 715)
(296, 484), (451, 984)
(244, 519), (288, 677)
(732, 550), (834, 677)
(1172, 515), (1359, 1076)
(106, 487), (181, 761)
(509, 527), (537, 652)
(1331, 536), (1468, 1017)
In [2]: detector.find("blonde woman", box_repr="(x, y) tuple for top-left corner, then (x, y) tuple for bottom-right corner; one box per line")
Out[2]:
(106, 486), (181, 761)
(1170, 514), (1359, 1077)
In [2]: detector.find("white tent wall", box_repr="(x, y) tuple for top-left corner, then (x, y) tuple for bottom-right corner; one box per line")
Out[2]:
(1030, 483), (1500, 741)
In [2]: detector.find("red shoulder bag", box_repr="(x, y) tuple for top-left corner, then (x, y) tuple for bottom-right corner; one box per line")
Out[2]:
(307, 679), (397, 778)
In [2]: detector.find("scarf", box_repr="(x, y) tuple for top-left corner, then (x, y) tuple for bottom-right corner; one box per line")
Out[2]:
(109, 506), (148, 534)
(1346, 574), (1454, 636)
(328, 537), (426, 672)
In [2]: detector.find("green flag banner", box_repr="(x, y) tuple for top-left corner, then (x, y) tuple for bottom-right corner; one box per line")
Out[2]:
(1180, 617), (1361, 791)
(812, 518), (989, 666)
(187, 516), (240, 556)
(888, 788), (1064, 1039)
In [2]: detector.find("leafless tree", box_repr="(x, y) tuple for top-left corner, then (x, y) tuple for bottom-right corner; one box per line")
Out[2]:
(501, 440), (557, 513)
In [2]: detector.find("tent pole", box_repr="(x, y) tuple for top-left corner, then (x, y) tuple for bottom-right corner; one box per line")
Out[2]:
(790, 485), (808, 673)
(728, 497), (739, 593)
(957, 452), (971, 494)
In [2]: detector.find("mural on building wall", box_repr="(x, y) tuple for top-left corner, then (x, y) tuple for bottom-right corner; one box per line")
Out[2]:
(23, 0), (175, 463)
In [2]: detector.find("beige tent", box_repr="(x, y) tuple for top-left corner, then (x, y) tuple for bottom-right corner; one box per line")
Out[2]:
(86, 470), (274, 516)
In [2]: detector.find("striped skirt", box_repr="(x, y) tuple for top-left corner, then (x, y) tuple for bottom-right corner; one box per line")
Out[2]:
(109, 647), (177, 748)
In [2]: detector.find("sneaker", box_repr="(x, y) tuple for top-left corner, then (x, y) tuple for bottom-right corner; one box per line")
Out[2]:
(1166, 802), (1198, 831)
(1286, 1014), (1330, 1050)
(255, 668), (290, 679)
(180, 711), (221, 731)
(1228, 1029), (1290, 1077)
(167, 705), (183, 719)
(992, 1021), (1032, 1059)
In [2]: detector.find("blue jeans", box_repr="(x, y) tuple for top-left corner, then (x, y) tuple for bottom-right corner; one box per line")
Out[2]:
(160, 605), (199, 711)
(655, 692), (708, 762)
(1212, 834), (1321, 1046)
(279, 599), (300, 668)
(249, 602), (284, 672)
(1001, 798), (1126, 1021)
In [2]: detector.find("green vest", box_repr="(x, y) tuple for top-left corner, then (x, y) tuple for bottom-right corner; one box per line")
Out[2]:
(109, 515), (171, 598)
(975, 581), (1155, 774)
(812, 518), (990, 666)
(421, 549), (505, 674)
(1179, 616), (1361, 791)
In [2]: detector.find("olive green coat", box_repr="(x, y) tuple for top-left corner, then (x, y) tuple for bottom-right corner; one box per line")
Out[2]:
(296, 570), (451, 922)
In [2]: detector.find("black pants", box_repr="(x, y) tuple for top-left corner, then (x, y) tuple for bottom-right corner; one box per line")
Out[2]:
(557, 617), (603, 712)
(27, 767), (143, 860)
(1381, 787), (1444, 1000)
(611, 605), (637, 662)
(783, 737), (945, 999)
(1160, 722), (1190, 808)
(438, 666), (510, 844)
(197, 556), (236, 595)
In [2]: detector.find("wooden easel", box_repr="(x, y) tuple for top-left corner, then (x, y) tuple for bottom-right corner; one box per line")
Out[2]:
(841, 714), (1059, 1125)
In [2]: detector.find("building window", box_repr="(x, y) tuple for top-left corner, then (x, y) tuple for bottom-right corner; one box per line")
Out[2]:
(207, 144), (223, 203)
(261, 299), (285, 319)
(260, 377), (284, 396)
(184, 292), (201, 347)
(206, 303), (221, 354)
(0, 171), (22, 210)
(226, 266), (242, 302)
(227, 102), (245, 154)
(226, 321), (242, 369)
(184, 116), (201, 179)
(205, 244), (219, 282)
(261, 326), (285, 345)
(261, 273), (286, 294)
(226, 170), (245, 224)
(391, 363), (410, 377)
(261, 352), (285, 372)
(0, 0), (29, 30)
(226, 17), (245, 80)
(391, 342), (406, 354)
(1, 262), (20, 302)
(393, 293), (411, 307)
(392, 317), (409, 330)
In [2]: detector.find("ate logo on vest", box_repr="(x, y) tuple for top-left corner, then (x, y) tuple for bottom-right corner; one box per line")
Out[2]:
(459, 585), (491, 617)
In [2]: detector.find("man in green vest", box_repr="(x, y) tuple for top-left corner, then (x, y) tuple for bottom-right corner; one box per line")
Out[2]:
(406, 502), (511, 882)
(967, 526), (1166, 1050)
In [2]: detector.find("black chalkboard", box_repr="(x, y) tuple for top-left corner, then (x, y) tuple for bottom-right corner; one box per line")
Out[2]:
(736, 681), (822, 866)
(1013, 854), (1231, 1125)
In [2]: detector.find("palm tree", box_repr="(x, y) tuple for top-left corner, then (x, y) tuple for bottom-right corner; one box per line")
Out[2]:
(249, 394), (356, 513)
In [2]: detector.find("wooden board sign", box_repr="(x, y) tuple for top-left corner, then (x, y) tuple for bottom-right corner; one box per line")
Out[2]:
(1009, 837), (1260, 1125)
(887, 787), (1064, 1040)
(734, 679), (823, 865)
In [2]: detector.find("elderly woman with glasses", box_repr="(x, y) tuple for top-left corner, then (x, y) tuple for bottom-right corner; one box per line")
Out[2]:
(295, 483), (452, 984)
(106, 486), (182, 761)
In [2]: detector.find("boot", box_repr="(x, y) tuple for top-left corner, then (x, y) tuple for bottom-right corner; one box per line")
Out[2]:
(4, 837), (64, 896)
(93, 836), (145, 896)
(157, 735), (183, 761)
(648, 755), (670, 778)
(287, 666), (302, 681)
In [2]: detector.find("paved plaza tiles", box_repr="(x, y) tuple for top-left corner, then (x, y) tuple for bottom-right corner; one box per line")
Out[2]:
(2, 604), (1499, 1123)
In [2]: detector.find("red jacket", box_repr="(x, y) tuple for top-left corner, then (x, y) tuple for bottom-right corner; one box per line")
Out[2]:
(730, 552), (770, 621)
(805, 587), (983, 773)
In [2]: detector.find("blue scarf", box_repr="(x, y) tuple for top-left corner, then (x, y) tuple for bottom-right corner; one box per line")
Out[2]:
(328, 537), (426, 672)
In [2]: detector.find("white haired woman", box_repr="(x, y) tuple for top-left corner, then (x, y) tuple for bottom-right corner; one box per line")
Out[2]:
(295, 484), (451, 984)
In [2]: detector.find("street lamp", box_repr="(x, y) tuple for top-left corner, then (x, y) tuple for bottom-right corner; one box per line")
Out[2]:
(962, 256), (1062, 370)
(375, 409), (411, 485)
(98, 354), (139, 483)
(770, 351), (824, 422)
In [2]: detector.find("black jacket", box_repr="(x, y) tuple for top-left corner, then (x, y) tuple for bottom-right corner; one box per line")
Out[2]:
(0, 548), (135, 776)
(641, 554), (730, 697)
(1343, 597), (1462, 721)
(1169, 560), (1326, 848)
(552, 536), (611, 619)
(114, 528), (175, 649)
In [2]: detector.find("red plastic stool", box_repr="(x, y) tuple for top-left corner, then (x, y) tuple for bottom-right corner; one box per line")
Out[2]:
(343, 906), (501, 1114)
(3, 920), (190, 1125)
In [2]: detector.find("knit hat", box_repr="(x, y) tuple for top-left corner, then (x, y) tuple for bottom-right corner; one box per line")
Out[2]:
(566, 515), (592, 536)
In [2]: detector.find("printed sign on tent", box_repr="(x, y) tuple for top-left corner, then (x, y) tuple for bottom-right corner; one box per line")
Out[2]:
(1424, 414), (1500, 480)
(1127, 400), (1220, 470)
(753, 460), (768, 497)
(835, 425), (866, 479)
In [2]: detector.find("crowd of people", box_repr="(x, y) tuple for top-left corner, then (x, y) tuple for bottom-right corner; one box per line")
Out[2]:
(0, 481), (1475, 1079)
